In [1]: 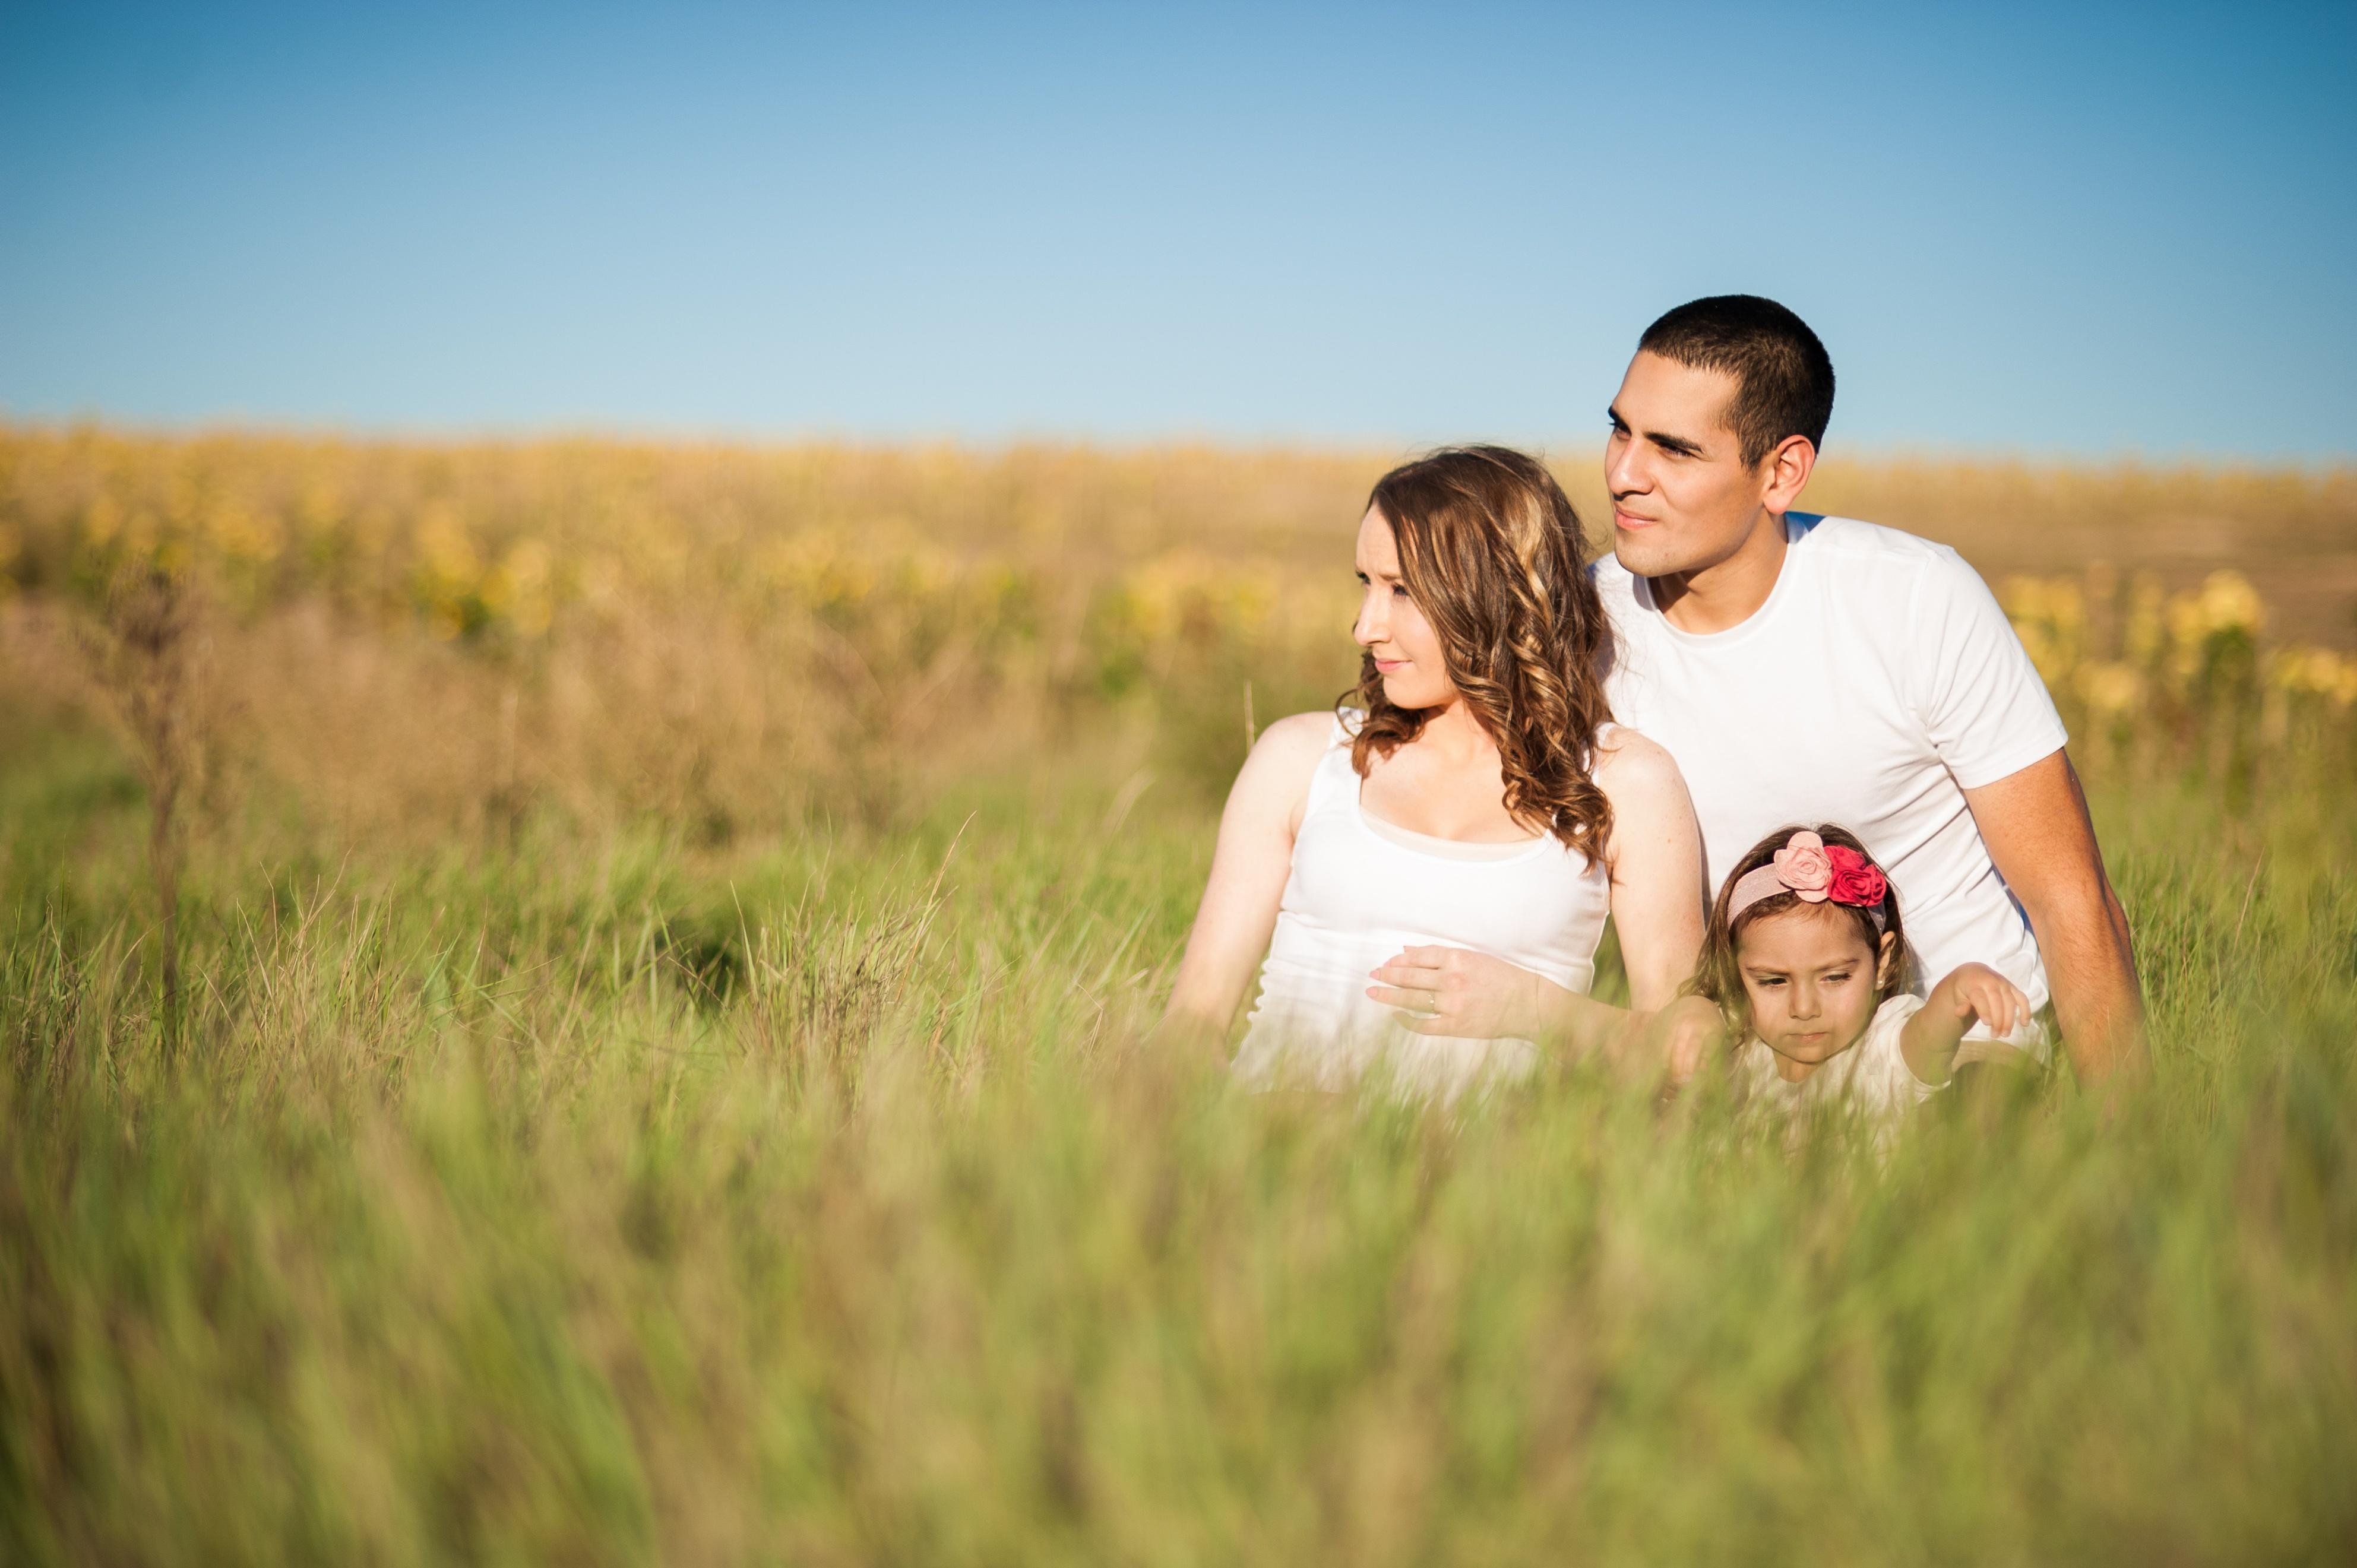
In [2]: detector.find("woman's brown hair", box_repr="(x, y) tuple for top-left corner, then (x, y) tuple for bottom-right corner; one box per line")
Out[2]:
(1684, 822), (1910, 1037)
(1347, 446), (1614, 864)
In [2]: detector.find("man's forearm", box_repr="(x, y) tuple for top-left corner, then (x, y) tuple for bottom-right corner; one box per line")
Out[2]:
(2039, 882), (2147, 1082)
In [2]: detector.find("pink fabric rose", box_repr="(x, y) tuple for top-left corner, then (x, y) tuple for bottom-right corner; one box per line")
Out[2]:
(1771, 830), (1833, 902)
(1823, 845), (1889, 909)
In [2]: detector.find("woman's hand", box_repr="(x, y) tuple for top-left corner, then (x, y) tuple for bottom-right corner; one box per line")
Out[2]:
(1368, 946), (1556, 1038)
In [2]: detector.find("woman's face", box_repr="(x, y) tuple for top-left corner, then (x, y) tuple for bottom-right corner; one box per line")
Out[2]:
(1354, 506), (1456, 711)
(1735, 904), (1894, 1072)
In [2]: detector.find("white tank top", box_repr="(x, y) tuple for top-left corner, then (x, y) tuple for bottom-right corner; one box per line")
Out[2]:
(1231, 712), (1615, 1100)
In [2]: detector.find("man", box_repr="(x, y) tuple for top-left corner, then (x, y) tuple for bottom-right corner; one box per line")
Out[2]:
(1372, 295), (2144, 1083)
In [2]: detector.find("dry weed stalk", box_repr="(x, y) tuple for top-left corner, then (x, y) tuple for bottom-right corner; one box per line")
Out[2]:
(82, 563), (206, 1059)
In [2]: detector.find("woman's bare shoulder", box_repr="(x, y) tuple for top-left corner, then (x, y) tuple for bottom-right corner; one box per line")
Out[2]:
(1232, 710), (1340, 794)
(1590, 724), (1687, 795)
(1220, 711), (1342, 834)
(1258, 709), (1342, 755)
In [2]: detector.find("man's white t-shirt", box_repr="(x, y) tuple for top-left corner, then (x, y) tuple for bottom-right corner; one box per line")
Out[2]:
(1597, 513), (2067, 1047)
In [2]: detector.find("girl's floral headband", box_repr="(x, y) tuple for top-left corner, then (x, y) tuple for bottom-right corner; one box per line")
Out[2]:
(1728, 830), (1890, 931)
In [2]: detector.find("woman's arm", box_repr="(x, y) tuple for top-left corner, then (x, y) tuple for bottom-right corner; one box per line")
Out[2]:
(1160, 713), (1331, 1050)
(1592, 730), (1707, 1014)
(1898, 963), (2034, 1086)
(1364, 730), (1706, 1060)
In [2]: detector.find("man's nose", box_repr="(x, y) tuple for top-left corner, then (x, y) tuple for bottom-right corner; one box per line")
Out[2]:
(1606, 437), (1648, 500)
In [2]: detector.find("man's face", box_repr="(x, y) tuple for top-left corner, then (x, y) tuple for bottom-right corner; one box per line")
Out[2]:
(1604, 350), (1773, 579)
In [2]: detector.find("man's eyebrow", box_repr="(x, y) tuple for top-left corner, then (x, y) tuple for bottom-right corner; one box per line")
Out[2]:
(1606, 404), (1707, 458)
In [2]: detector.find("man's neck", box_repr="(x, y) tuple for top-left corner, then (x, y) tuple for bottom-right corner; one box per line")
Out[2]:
(1647, 510), (1790, 635)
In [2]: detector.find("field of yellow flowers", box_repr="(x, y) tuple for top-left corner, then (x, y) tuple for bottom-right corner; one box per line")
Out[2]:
(4, 427), (2356, 1563)
(4, 426), (2350, 831)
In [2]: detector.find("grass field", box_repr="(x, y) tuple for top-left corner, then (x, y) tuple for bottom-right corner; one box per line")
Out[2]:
(4, 430), (2356, 1563)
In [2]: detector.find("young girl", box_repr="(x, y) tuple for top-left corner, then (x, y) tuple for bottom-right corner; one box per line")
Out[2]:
(1160, 446), (1705, 1101)
(1688, 825), (2035, 1120)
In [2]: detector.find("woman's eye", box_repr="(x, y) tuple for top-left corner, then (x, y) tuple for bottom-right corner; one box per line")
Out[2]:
(1391, 585), (1409, 598)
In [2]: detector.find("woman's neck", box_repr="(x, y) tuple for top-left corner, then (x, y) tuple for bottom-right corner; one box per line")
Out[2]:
(1413, 697), (1497, 764)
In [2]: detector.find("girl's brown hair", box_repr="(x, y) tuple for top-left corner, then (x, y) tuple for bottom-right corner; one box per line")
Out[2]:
(1685, 823), (1910, 1036)
(1347, 446), (1615, 864)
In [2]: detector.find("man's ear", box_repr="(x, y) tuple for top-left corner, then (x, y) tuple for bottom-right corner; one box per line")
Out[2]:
(1760, 433), (1817, 514)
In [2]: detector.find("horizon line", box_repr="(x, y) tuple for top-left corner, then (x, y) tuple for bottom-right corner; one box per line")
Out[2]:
(3, 410), (2352, 476)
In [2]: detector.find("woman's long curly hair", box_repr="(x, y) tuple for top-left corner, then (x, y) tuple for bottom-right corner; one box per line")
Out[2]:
(1347, 446), (1615, 864)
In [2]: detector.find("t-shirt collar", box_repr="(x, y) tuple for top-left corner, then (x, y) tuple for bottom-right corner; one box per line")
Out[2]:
(1632, 512), (1811, 648)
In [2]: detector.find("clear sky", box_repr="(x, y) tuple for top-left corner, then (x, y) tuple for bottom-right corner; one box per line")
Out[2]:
(2, 1), (2351, 457)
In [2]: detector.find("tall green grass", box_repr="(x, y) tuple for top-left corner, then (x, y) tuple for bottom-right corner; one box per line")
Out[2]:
(5, 694), (2354, 1564)
(4, 429), (2353, 1561)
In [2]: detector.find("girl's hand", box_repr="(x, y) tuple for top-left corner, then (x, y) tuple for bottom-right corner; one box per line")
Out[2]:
(1368, 946), (1552, 1039)
(1936, 963), (2033, 1038)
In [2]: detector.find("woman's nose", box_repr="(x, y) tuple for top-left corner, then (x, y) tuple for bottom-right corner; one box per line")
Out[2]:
(1353, 590), (1385, 645)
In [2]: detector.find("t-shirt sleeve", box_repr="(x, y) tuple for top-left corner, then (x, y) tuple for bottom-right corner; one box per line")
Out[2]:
(1910, 552), (2068, 790)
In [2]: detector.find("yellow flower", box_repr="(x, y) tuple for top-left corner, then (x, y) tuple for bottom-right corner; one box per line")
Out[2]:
(2076, 661), (2143, 715)
(204, 499), (284, 564)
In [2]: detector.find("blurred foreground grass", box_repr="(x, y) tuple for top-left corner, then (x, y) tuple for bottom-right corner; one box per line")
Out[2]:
(3, 431), (2356, 1563)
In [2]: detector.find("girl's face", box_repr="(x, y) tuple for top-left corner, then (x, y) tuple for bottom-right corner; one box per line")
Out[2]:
(1353, 507), (1456, 711)
(1735, 904), (1895, 1075)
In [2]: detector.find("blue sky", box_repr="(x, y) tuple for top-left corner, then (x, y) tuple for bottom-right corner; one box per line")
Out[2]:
(2, 1), (2351, 457)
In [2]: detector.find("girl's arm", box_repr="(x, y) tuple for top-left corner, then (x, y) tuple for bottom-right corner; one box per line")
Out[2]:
(1365, 730), (1706, 1060)
(1160, 713), (1331, 1051)
(1899, 963), (2035, 1086)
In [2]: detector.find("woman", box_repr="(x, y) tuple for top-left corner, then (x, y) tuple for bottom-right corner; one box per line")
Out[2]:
(1163, 446), (1706, 1098)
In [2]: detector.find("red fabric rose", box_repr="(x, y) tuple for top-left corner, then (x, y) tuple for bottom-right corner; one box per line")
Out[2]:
(1822, 845), (1888, 909)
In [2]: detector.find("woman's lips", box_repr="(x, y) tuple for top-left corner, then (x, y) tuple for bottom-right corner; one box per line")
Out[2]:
(1374, 658), (1407, 673)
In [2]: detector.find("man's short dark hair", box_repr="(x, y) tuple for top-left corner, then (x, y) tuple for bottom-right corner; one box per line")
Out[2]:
(1637, 295), (1834, 467)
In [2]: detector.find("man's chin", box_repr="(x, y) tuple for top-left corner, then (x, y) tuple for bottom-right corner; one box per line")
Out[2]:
(1613, 535), (1679, 578)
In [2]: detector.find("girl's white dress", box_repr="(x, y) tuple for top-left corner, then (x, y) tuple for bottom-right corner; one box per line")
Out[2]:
(1732, 992), (1938, 1123)
(1229, 712), (1613, 1101)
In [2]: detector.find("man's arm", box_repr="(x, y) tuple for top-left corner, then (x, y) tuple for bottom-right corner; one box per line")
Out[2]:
(1961, 749), (2146, 1084)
